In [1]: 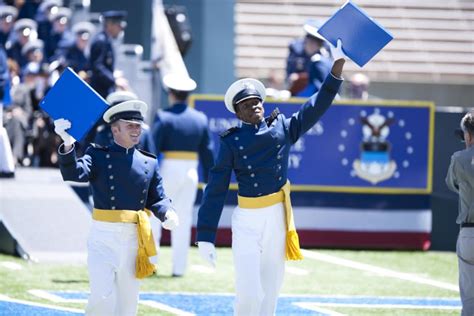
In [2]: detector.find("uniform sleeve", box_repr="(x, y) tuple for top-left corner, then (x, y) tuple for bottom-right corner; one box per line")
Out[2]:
(284, 72), (343, 144)
(308, 59), (330, 94)
(446, 153), (462, 193)
(198, 117), (215, 183)
(57, 144), (95, 182)
(146, 160), (172, 222)
(90, 39), (114, 86)
(196, 139), (233, 243)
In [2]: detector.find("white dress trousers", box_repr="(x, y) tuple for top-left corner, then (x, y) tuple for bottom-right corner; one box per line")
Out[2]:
(232, 202), (286, 316)
(85, 220), (141, 316)
(150, 158), (198, 276)
(457, 227), (474, 316)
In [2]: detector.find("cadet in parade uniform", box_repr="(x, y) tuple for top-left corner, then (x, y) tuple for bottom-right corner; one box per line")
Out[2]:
(197, 40), (346, 316)
(286, 19), (332, 97)
(89, 10), (127, 98)
(446, 112), (474, 316)
(148, 73), (214, 277)
(54, 100), (179, 316)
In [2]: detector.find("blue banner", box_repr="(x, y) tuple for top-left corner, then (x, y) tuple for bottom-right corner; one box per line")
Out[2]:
(191, 96), (434, 194)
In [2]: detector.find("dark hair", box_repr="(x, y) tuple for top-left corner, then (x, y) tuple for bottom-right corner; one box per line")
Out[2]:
(169, 89), (189, 102)
(461, 111), (474, 136)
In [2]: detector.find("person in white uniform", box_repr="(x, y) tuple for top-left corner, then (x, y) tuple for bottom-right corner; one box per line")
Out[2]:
(196, 41), (346, 315)
(446, 111), (474, 316)
(147, 73), (214, 276)
(55, 99), (179, 316)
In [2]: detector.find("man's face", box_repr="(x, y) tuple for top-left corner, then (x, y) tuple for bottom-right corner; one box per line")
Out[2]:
(235, 98), (264, 125)
(106, 20), (124, 39)
(0, 16), (14, 32)
(112, 120), (142, 148)
(304, 36), (321, 56)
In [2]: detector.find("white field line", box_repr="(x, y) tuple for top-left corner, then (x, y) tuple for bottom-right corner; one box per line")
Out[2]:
(0, 293), (84, 313)
(297, 302), (461, 310)
(140, 300), (196, 316)
(286, 266), (310, 276)
(293, 302), (346, 315)
(0, 261), (22, 270)
(28, 289), (86, 304)
(301, 250), (459, 292)
(190, 264), (215, 274)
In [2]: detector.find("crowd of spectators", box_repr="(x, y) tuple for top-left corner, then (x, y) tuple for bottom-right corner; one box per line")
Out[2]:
(1, 0), (96, 168)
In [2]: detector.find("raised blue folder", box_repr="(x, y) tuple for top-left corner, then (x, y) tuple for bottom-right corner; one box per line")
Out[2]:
(39, 68), (108, 141)
(317, 0), (394, 67)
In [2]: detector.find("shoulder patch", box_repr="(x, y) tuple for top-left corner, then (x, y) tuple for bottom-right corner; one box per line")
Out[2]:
(138, 149), (157, 159)
(265, 108), (281, 126)
(220, 127), (239, 138)
(90, 143), (108, 151)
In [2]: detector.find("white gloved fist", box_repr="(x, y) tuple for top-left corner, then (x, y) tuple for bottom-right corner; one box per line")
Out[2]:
(197, 241), (216, 268)
(54, 118), (76, 146)
(329, 39), (346, 61)
(162, 210), (179, 231)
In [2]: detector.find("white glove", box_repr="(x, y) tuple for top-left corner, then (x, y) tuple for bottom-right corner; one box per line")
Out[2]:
(162, 210), (179, 231)
(329, 39), (347, 61)
(53, 118), (76, 146)
(198, 241), (216, 268)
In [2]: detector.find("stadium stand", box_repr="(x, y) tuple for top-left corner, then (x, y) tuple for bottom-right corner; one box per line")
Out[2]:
(235, 0), (474, 84)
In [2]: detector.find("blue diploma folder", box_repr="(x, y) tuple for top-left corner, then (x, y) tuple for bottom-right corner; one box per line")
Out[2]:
(317, 1), (393, 67)
(39, 68), (108, 141)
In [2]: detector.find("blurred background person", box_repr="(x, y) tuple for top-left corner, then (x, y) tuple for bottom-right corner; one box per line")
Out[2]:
(20, 38), (44, 73)
(35, 0), (62, 43)
(286, 19), (332, 97)
(0, 5), (18, 48)
(346, 72), (381, 100)
(43, 6), (73, 61)
(89, 10), (128, 98)
(60, 21), (95, 79)
(148, 73), (214, 277)
(446, 111), (474, 316)
(6, 18), (37, 69)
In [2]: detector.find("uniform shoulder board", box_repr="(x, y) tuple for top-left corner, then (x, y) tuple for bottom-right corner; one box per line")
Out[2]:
(138, 149), (157, 159)
(311, 53), (322, 62)
(265, 108), (280, 126)
(220, 126), (239, 138)
(90, 143), (108, 151)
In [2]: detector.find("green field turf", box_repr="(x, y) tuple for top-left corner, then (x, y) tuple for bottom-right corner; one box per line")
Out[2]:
(0, 247), (460, 315)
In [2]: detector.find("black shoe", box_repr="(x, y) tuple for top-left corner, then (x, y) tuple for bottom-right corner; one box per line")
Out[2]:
(172, 273), (183, 278)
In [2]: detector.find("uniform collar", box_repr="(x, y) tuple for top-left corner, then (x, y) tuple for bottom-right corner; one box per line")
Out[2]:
(240, 119), (266, 131)
(168, 103), (187, 113)
(110, 141), (135, 154)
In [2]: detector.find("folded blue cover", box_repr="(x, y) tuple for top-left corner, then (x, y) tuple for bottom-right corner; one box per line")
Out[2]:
(317, 0), (393, 67)
(39, 68), (108, 141)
